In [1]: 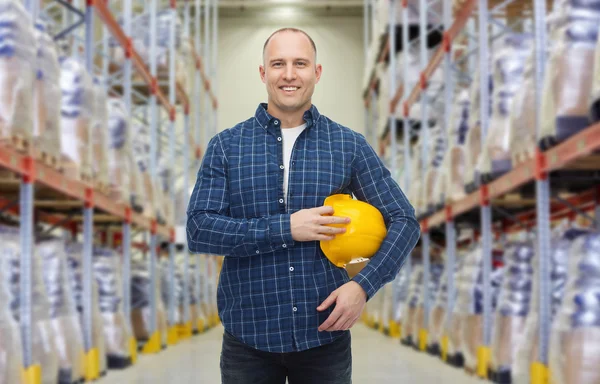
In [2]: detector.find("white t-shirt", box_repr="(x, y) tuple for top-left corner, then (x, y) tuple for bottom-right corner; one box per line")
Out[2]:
(281, 123), (307, 204)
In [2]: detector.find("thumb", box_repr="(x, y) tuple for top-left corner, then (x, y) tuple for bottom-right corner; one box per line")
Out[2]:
(317, 290), (339, 311)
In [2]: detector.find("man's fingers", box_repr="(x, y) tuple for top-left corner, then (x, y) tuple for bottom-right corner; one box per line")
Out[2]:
(315, 215), (351, 225)
(313, 205), (334, 215)
(317, 225), (346, 235)
(317, 290), (339, 312)
(314, 234), (335, 241)
(318, 306), (344, 332)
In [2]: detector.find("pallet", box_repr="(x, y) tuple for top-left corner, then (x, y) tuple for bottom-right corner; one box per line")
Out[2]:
(94, 180), (111, 196)
(60, 161), (93, 185)
(34, 149), (61, 170)
(0, 134), (30, 153)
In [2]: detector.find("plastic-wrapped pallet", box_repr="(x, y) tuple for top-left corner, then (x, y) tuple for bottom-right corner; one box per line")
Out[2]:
(93, 247), (132, 369)
(91, 78), (109, 189)
(464, 68), (493, 191)
(60, 57), (94, 180)
(131, 122), (159, 218)
(412, 263), (444, 349)
(130, 256), (168, 347)
(0, 225), (59, 384)
(549, 230), (600, 384)
(590, 23), (600, 122)
(423, 122), (447, 212)
(33, 18), (62, 162)
(539, 1), (600, 149)
(437, 90), (471, 205)
(160, 256), (184, 325)
(0, 0), (36, 144)
(455, 244), (505, 372)
(0, 229), (24, 384)
(392, 267), (410, 331)
(401, 264), (423, 345)
(477, 33), (533, 183)
(512, 224), (590, 384)
(107, 97), (144, 211)
(430, 257), (463, 355)
(38, 239), (86, 384)
(65, 242), (108, 376)
(490, 238), (534, 383)
(158, 157), (176, 225)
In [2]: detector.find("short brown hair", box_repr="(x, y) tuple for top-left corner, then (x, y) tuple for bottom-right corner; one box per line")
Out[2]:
(263, 27), (317, 61)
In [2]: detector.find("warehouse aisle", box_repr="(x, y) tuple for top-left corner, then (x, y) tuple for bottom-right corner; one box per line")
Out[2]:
(97, 323), (482, 383)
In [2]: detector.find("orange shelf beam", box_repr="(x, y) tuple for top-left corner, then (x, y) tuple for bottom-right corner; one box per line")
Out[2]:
(0, 146), (171, 239)
(190, 39), (219, 109)
(420, 123), (600, 229)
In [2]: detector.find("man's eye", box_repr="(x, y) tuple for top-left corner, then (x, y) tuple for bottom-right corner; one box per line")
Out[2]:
(273, 62), (283, 67)
(297, 62), (306, 67)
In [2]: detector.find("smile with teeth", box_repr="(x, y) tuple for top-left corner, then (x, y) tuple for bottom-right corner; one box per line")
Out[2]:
(281, 86), (299, 92)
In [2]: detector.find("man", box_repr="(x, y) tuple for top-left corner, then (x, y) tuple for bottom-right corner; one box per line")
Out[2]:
(187, 27), (420, 384)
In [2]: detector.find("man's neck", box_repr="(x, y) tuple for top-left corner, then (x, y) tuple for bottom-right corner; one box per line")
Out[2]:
(266, 102), (311, 129)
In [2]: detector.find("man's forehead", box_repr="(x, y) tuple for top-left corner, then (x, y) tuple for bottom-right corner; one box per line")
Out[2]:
(263, 30), (316, 60)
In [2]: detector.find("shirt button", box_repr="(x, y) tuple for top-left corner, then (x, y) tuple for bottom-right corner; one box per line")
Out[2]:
(274, 120), (279, 125)
(282, 244), (287, 248)
(289, 266), (294, 271)
(293, 307), (298, 312)
(277, 137), (282, 141)
(279, 198), (284, 204)
(280, 165), (284, 170)
(255, 250), (260, 254)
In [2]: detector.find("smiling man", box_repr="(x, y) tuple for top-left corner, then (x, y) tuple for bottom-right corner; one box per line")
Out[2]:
(186, 28), (420, 384)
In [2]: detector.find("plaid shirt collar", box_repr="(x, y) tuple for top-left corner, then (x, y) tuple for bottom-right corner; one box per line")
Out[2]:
(254, 102), (321, 132)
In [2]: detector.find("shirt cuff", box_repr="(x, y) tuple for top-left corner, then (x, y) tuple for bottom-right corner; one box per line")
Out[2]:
(351, 263), (382, 301)
(269, 214), (294, 250)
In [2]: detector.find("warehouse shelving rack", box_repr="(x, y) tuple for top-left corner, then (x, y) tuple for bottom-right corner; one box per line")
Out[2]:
(0, 0), (219, 382)
(363, 0), (600, 382)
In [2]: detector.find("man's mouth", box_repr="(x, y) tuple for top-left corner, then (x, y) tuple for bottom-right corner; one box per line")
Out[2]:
(280, 86), (299, 93)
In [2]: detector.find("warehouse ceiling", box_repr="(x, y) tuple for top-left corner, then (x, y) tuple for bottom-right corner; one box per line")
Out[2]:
(217, 0), (364, 17)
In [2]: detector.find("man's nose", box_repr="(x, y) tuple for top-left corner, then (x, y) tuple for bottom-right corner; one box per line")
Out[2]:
(283, 65), (296, 81)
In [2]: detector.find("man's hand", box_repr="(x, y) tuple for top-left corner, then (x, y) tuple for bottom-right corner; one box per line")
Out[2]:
(291, 206), (350, 242)
(317, 281), (367, 332)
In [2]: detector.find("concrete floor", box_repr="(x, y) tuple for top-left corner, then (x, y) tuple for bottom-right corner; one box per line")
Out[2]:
(97, 323), (482, 383)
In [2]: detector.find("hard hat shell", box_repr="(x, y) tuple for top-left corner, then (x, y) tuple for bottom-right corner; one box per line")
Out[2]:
(320, 194), (387, 268)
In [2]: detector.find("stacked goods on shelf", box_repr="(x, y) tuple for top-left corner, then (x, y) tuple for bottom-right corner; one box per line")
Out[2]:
(477, 33), (533, 183)
(92, 247), (133, 369)
(512, 223), (590, 384)
(158, 156), (176, 225)
(38, 239), (85, 384)
(423, 118), (447, 214)
(464, 66), (493, 192)
(412, 262), (444, 349)
(91, 77), (109, 190)
(539, 1), (600, 149)
(0, 0), (36, 148)
(490, 237), (534, 382)
(65, 242), (108, 376)
(130, 255), (168, 348)
(33, 19), (62, 164)
(110, 10), (186, 94)
(401, 263), (422, 345)
(550, 230), (600, 384)
(434, 89), (470, 206)
(591, 20), (600, 122)
(0, 228), (24, 384)
(107, 98), (144, 213)
(391, 267), (410, 335)
(159, 256), (184, 326)
(0, 225), (59, 384)
(429, 256), (463, 356)
(444, 249), (469, 365)
(131, 122), (159, 219)
(59, 57), (93, 181)
(454, 243), (505, 372)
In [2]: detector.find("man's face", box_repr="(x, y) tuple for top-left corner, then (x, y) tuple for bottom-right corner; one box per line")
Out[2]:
(260, 31), (322, 114)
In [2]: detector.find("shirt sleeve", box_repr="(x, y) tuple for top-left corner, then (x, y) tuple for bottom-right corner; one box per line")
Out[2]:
(348, 133), (421, 300)
(186, 133), (295, 257)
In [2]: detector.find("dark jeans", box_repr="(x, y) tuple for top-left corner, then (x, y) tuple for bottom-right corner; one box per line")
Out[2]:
(220, 330), (352, 384)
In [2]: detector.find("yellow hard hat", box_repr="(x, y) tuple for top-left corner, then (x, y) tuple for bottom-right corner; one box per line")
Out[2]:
(320, 194), (387, 268)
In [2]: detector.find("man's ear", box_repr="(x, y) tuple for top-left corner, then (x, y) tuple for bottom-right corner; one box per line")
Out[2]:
(315, 64), (323, 84)
(259, 65), (266, 84)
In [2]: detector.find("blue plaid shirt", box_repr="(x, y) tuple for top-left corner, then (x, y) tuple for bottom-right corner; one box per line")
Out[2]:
(186, 103), (420, 353)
